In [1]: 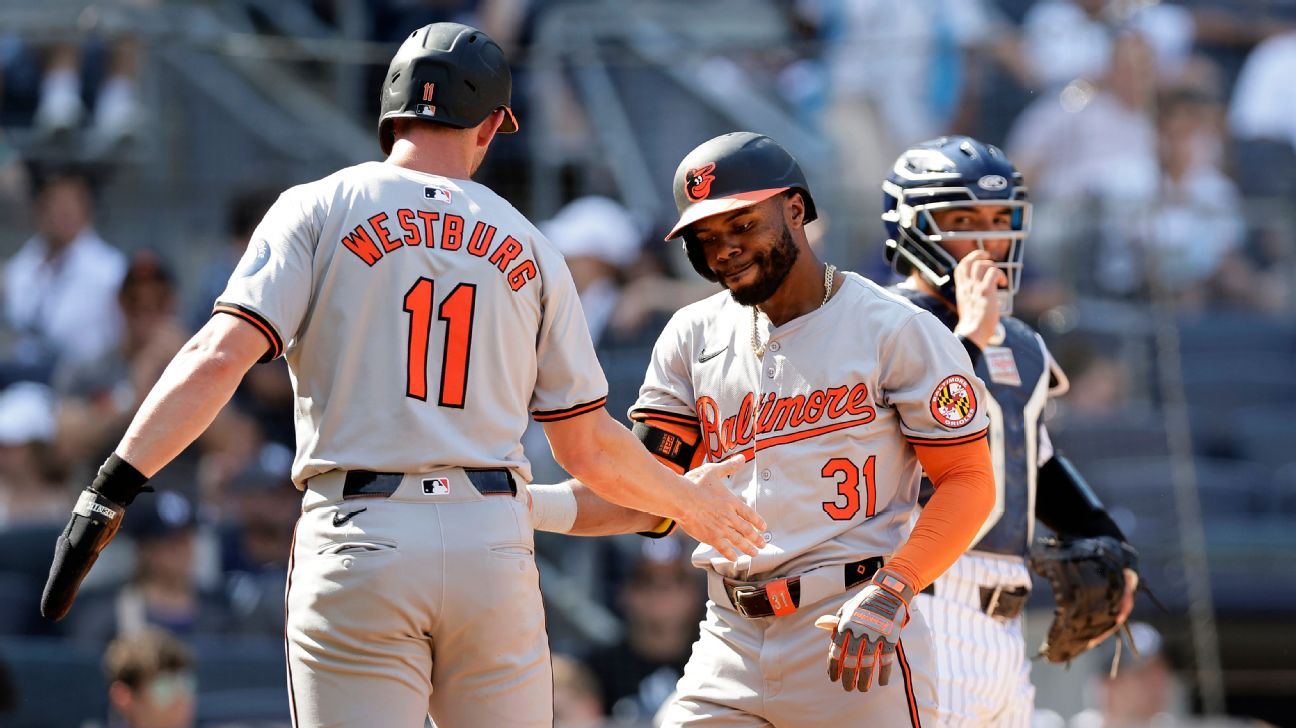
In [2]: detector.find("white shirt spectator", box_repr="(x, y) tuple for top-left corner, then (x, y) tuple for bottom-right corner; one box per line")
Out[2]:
(1228, 30), (1296, 151)
(3, 228), (127, 367)
(1007, 88), (1159, 203)
(1023, 1), (1195, 88)
(826, 0), (1005, 144)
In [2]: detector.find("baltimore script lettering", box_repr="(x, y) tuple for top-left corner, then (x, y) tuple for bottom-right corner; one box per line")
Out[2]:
(696, 383), (875, 459)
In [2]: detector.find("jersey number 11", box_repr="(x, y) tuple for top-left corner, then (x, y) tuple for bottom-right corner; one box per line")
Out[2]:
(403, 277), (476, 407)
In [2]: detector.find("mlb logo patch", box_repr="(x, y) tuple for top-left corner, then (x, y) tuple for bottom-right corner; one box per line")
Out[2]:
(424, 187), (452, 204)
(422, 477), (450, 495)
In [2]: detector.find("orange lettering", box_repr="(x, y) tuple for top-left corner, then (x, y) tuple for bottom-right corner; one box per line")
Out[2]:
(441, 214), (464, 250)
(466, 222), (497, 257)
(845, 384), (872, 416)
(417, 211), (440, 246)
(825, 386), (850, 419)
(696, 396), (723, 459)
(397, 208), (422, 246)
(341, 225), (382, 266)
(803, 390), (827, 423)
(489, 235), (524, 271)
(369, 212), (399, 253)
(508, 260), (536, 291)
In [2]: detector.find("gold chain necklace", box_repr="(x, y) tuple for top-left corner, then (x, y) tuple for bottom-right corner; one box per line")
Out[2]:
(752, 262), (836, 358)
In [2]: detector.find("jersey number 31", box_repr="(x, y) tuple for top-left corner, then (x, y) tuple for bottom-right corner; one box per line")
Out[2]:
(821, 456), (877, 521)
(403, 277), (476, 407)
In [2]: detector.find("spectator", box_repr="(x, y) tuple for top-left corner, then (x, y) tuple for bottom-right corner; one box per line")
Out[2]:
(821, 0), (1026, 225)
(1070, 622), (1179, 728)
(102, 628), (196, 728)
(539, 196), (645, 348)
(1022, 0), (1195, 91)
(1228, 29), (1296, 155)
(552, 652), (608, 728)
(1226, 29), (1296, 199)
(2, 170), (126, 373)
(54, 250), (188, 464)
(582, 536), (705, 724)
(1008, 30), (1160, 206)
(68, 490), (236, 645)
(217, 448), (299, 640)
(0, 381), (69, 526)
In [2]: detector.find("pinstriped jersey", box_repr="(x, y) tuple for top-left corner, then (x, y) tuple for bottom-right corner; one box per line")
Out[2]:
(894, 287), (1055, 558)
(631, 272), (989, 580)
(214, 161), (607, 487)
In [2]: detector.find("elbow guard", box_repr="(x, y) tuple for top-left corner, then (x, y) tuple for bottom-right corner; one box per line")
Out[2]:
(630, 411), (704, 538)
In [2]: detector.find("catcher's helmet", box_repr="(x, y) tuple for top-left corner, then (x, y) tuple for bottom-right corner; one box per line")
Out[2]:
(882, 136), (1031, 313)
(666, 132), (817, 281)
(378, 22), (519, 155)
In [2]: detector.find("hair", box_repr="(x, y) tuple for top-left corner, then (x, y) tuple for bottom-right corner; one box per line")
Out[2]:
(103, 628), (193, 690)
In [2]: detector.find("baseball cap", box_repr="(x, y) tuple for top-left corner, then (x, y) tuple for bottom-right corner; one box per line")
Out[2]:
(540, 196), (644, 268)
(124, 490), (197, 542)
(665, 132), (817, 240)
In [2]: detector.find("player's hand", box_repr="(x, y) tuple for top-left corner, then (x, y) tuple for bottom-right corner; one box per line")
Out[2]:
(41, 489), (130, 620)
(1087, 568), (1140, 649)
(674, 455), (766, 562)
(815, 568), (916, 692)
(952, 250), (1006, 350)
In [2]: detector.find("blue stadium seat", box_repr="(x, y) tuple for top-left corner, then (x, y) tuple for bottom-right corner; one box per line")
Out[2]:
(0, 636), (106, 727)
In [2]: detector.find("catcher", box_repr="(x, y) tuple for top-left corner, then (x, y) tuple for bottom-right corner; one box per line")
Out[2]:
(881, 136), (1140, 726)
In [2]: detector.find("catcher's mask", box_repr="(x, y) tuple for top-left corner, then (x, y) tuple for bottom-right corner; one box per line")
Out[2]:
(378, 22), (519, 155)
(666, 132), (817, 282)
(881, 136), (1031, 315)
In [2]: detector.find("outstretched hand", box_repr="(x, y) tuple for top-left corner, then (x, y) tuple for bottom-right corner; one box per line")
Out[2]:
(675, 455), (766, 562)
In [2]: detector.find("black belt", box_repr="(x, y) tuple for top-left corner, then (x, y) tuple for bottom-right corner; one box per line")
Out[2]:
(341, 468), (516, 499)
(920, 582), (1029, 620)
(723, 557), (884, 619)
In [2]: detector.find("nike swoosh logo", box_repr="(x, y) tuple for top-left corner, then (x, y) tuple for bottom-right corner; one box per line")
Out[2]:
(332, 508), (367, 527)
(698, 346), (728, 363)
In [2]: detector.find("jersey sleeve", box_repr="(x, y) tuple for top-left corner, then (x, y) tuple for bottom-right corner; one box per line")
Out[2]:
(529, 249), (608, 422)
(880, 311), (990, 445)
(212, 186), (320, 362)
(628, 313), (697, 424)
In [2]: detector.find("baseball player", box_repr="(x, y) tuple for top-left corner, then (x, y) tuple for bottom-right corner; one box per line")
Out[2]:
(881, 135), (1140, 726)
(38, 24), (767, 728)
(528, 131), (997, 726)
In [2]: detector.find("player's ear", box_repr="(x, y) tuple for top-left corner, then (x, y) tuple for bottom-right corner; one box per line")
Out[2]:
(475, 109), (505, 148)
(783, 191), (805, 229)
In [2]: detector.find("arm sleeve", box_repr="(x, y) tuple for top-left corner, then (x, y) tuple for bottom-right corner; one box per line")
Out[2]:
(879, 312), (990, 445)
(1035, 453), (1128, 541)
(887, 437), (996, 591)
(529, 247), (609, 421)
(212, 186), (320, 362)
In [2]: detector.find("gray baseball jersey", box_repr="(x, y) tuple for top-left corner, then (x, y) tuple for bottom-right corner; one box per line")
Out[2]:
(635, 271), (989, 726)
(215, 161), (607, 487)
(631, 271), (989, 581)
(217, 161), (607, 727)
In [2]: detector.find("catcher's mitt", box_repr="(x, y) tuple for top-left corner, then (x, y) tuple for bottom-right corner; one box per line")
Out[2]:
(1029, 535), (1138, 663)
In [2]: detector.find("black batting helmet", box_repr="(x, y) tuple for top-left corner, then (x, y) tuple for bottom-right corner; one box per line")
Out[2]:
(378, 22), (519, 155)
(666, 132), (816, 281)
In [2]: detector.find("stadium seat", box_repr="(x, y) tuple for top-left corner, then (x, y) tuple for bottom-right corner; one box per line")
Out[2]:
(0, 636), (106, 727)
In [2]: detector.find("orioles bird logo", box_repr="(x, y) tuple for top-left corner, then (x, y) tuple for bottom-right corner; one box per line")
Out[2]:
(685, 163), (717, 202)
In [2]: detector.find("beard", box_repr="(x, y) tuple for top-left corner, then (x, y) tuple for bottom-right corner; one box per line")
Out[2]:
(727, 223), (799, 306)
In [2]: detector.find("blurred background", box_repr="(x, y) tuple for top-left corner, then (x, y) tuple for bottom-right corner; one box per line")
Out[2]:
(0, 0), (1293, 726)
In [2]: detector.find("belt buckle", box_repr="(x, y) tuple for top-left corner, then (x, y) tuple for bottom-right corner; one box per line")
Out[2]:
(730, 585), (759, 618)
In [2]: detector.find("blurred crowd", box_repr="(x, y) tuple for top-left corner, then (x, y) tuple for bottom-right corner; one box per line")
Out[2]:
(0, 0), (1295, 726)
